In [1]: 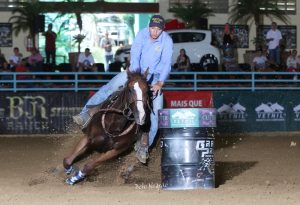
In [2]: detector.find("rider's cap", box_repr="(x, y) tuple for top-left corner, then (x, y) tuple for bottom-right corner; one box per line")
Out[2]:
(149, 15), (165, 30)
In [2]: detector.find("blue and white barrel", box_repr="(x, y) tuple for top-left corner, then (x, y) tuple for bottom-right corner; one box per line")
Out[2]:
(158, 108), (217, 190)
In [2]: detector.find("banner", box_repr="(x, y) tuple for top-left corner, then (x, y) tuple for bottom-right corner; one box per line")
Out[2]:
(213, 91), (300, 133)
(163, 91), (213, 108)
(2, 90), (300, 134)
(0, 92), (89, 134)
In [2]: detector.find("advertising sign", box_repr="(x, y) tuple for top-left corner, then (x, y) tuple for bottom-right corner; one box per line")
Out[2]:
(0, 92), (89, 134)
(214, 91), (300, 133)
(164, 91), (213, 108)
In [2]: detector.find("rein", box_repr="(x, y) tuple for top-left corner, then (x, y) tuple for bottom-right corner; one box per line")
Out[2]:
(95, 76), (149, 139)
(97, 94), (145, 139)
(94, 108), (137, 138)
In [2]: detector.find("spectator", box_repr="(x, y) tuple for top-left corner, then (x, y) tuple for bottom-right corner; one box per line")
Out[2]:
(42, 23), (57, 67)
(100, 31), (116, 71)
(27, 47), (43, 72)
(223, 23), (234, 48)
(9, 47), (23, 72)
(174, 48), (191, 72)
(286, 49), (300, 80)
(15, 58), (32, 81)
(77, 48), (97, 72)
(0, 61), (12, 87)
(0, 45), (13, 84)
(0, 48), (7, 70)
(253, 49), (269, 72)
(286, 49), (300, 72)
(223, 49), (240, 72)
(222, 23), (235, 58)
(266, 22), (282, 66)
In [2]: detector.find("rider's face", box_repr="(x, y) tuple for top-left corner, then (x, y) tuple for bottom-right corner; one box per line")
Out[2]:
(149, 27), (163, 40)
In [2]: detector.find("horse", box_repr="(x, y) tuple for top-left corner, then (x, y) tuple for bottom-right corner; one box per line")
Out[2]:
(63, 70), (150, 185)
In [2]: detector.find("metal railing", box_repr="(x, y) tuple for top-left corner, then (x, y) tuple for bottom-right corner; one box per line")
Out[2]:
(1, 71), (300, 92)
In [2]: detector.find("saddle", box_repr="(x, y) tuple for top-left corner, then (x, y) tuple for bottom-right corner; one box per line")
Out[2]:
(86, 88), (123, 115)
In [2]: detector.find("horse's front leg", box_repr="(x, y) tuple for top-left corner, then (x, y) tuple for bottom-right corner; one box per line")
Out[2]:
(63, 136), (89, 175)
(66, 148), (127, 185)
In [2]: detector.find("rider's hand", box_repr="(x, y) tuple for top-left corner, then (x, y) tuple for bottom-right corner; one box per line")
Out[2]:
(151, 81), (164, 96)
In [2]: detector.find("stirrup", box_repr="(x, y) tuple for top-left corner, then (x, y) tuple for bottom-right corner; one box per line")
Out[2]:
(72, 113), (92, 128)
(82, 117), (92, 128)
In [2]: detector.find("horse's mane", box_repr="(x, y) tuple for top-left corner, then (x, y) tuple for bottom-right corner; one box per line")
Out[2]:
(126, 71), (147, 86)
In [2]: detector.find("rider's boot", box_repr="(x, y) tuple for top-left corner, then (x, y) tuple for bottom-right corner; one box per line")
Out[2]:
(135, 132), (149, 164)
(72, 111), (91, 128)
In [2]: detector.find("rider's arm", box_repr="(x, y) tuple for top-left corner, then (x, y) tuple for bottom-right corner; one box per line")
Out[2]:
(151, 33), (173, 95)
(155, 33), (173, 83)
(130, 29), (145, 72)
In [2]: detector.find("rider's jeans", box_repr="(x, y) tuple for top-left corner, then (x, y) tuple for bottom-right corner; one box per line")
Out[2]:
(81, 71), (163, 147)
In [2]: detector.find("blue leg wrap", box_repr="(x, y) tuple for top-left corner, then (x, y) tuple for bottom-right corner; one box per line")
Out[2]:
(65, 170), (86, 185)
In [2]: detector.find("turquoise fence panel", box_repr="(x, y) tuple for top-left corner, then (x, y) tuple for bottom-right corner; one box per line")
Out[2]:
(213, 91), (300, 133)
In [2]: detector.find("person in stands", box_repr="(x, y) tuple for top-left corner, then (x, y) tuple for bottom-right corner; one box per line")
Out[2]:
(174, 48), (191, 72)
(77, 48), (97, 72)
(42, 23), (57, 67)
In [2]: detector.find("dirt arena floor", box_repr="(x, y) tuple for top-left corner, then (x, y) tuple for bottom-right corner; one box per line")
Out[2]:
(0, 131), (299, 205)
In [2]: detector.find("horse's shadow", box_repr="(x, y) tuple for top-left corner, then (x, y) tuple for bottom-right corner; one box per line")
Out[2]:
(215, 133), (243, 150)
(215, 161), (257, 187)
(83, 149), (137, 185)
(214, 133), (257, 187)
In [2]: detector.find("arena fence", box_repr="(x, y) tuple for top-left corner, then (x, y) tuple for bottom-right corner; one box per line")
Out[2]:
(1, 72), (300, 134)
(1, 71), (300, 92)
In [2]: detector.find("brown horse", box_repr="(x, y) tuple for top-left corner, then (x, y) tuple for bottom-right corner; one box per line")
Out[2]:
(63, 70), (150, 185)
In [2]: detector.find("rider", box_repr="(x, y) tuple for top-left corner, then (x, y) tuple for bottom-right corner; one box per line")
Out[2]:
(72, 14), (173, 163)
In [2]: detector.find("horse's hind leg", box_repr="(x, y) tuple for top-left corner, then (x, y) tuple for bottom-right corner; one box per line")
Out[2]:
(63, 136), (89, 174)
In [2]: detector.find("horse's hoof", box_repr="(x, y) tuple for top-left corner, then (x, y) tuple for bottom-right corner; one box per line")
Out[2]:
(120, 165), (134, 181)
(65, 178), (76, 185)
(65, 176), (84, 185)
(64, 165), (74, 175)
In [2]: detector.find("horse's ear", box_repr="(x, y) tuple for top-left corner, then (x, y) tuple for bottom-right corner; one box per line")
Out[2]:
(126, 67), (133, 79)
(126, 67), (131, 75)
(144, 67), (149, 78)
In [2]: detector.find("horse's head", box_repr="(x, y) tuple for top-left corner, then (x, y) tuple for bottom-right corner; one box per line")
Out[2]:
(125, 69), (149, 125)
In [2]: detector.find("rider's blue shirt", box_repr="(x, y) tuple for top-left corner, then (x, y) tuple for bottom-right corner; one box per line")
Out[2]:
(130, 27), (173, 83)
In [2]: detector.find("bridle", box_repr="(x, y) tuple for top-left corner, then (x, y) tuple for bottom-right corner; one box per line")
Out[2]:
(97, 80), (149, 138)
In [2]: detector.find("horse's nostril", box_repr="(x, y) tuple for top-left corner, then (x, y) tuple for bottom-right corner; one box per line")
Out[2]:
(136, 117), (145, 125)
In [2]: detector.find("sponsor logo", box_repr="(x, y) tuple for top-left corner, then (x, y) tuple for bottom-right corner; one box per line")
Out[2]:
(255, 102), (286, 121)
(196, 140), (214, 157)
(217, 102), (247, 122)
(170, 109), (199, 127)
(293, 104), (300, 121)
